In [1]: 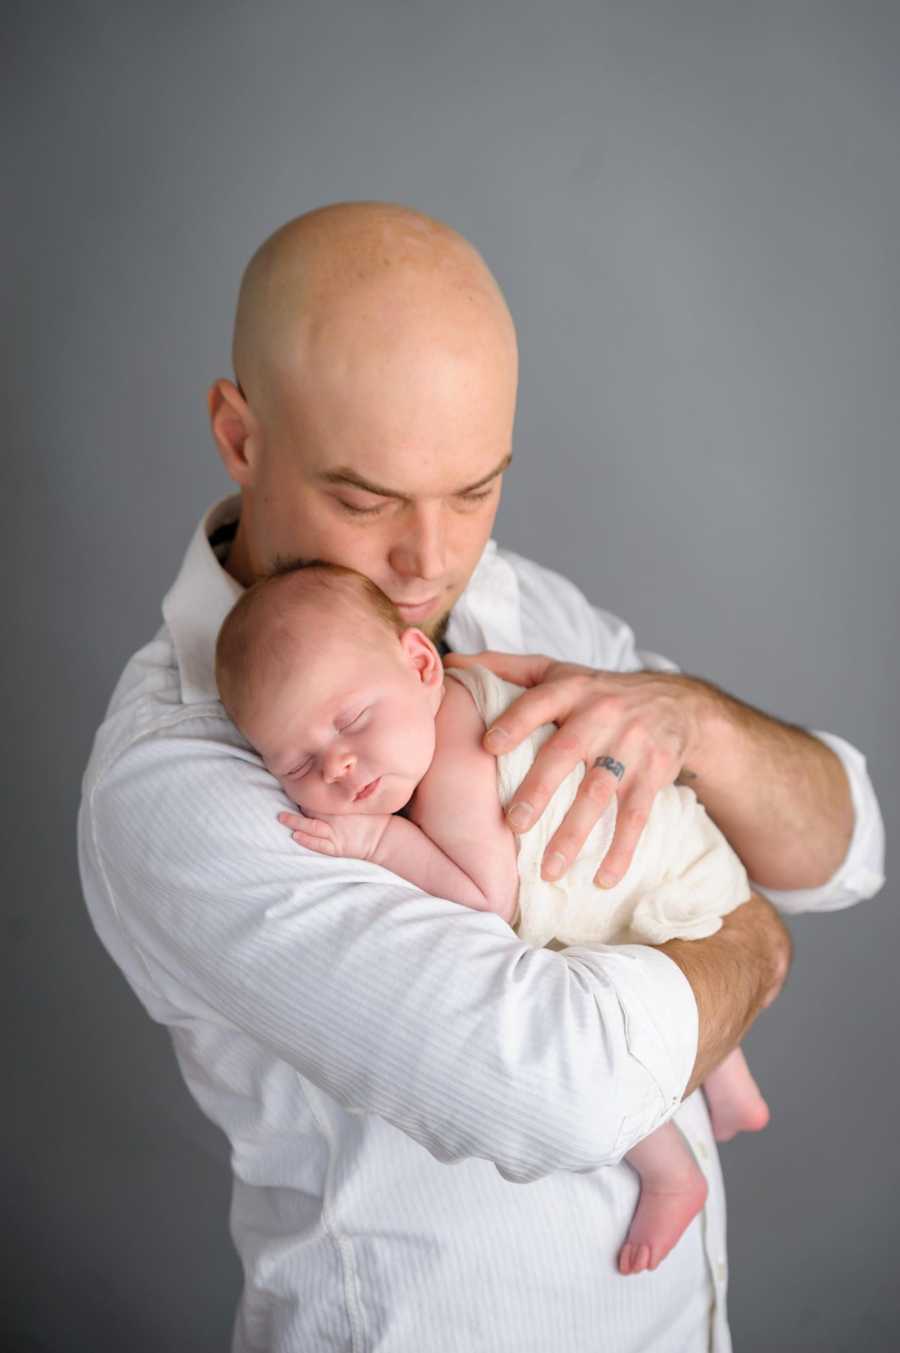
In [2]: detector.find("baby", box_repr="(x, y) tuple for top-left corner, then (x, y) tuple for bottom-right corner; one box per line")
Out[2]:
(215, 560), (771, 1277)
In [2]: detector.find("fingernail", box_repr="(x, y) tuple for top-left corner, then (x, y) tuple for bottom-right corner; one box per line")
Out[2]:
(507, 801), (532, 830)
(543, 852), (566, 881)
(484, 726), (509, 751)
(596, 869), (617, 889)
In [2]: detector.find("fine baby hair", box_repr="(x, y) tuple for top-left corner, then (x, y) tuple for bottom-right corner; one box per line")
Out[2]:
(215, 558), (405, 727)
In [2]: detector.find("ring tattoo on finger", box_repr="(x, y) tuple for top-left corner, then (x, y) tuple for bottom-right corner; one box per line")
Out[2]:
(593, 755), (625, 782)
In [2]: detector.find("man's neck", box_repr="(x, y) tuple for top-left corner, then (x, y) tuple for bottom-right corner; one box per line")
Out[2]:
(221, 519), (255, 588)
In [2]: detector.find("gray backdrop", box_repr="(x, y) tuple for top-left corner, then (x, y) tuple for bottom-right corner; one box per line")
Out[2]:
(6, 1), (898, 1349)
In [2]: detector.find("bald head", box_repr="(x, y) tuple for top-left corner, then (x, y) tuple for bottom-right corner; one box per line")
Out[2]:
(231, 201), (516, 426)
(212, 202), (517, 613)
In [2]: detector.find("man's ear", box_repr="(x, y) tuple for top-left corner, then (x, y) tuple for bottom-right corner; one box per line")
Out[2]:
(208, 378), (262, 486)
(399, 628), (443, 692)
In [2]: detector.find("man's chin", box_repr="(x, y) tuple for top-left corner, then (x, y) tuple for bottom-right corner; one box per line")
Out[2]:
(421, 609), (451, 647)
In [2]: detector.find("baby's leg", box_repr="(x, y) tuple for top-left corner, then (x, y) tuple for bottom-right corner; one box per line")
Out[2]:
(702, 1046), (770, 1143)
(618, 1122), (708, 1275)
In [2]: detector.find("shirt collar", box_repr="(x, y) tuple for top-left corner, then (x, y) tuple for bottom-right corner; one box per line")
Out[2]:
(162, 495), (244, 705)
(162, 494), (523, 706)
(445, 537), (523, 657)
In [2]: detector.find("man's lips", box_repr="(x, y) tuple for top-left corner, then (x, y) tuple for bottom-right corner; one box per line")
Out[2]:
(353, 777), (381, 803)
(393, 595), (440, 621)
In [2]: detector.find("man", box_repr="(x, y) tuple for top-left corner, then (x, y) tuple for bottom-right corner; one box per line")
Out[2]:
(78, 201), (885, 1352)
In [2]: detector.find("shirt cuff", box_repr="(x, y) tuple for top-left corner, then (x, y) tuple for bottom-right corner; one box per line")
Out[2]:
(569, 942), (698, 1123)
(753, 730), (886, 915)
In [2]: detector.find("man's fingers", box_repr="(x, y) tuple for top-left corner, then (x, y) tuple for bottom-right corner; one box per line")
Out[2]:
(540, 777), (619, 880)
(538, 742), (640, 879)
(502, 715), (608, 832)
(443, 649), (553, 690)
(480, 681), (588, 759)
(593, 785), (658, 888)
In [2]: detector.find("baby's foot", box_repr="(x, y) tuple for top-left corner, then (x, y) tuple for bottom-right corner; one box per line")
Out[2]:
(705, 1077), (770, 1144)
(617, 1163), (708, 1276)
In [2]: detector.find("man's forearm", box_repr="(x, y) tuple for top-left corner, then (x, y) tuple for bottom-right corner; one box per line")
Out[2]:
(657, 891), (792, 1097)
(678, 675), (853, 890)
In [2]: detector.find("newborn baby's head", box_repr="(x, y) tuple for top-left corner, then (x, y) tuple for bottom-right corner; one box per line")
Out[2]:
(216, 562), (445, 815)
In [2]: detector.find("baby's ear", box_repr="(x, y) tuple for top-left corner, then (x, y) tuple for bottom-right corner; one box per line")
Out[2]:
(399, 627), (443, 688)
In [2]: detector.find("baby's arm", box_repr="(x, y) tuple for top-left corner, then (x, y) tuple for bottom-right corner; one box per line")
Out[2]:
(283, 809), (500, 913)
(407, 676), (520, 924)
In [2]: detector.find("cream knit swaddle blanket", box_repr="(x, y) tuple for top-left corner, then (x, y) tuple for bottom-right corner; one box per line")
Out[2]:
(446, 665), (750, 949)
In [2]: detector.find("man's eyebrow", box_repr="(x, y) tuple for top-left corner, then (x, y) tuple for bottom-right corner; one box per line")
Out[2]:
(317, 452), (513, 500)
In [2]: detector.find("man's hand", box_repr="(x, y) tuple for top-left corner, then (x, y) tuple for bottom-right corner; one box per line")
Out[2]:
(278, 809), (392, 862)
(443, 651), (708, 889)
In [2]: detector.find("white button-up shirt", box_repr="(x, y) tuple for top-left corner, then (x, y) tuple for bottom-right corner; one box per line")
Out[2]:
(78, 496), (885, 1353)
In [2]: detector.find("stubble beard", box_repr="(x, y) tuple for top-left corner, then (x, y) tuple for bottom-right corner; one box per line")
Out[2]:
(423, 608), (452, 650)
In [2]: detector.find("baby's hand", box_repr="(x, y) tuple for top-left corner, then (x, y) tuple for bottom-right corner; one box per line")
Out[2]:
(277, 809), (392, 863)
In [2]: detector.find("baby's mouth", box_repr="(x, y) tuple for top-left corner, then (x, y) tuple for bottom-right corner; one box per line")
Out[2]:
(353, 777), (381, 803)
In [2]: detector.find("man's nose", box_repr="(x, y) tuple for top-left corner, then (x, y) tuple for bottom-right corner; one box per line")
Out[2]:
(322, 746), (356, 785)
(388, 502), (447, 581)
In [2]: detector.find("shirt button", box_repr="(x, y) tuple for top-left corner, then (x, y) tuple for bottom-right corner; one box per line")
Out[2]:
(695, 1140), (709, 1161)
(715, 1261), (726, 1283)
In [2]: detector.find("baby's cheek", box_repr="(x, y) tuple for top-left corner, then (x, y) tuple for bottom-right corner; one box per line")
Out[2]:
(278, 777), (311, 812)
(382, 781), (415, 815)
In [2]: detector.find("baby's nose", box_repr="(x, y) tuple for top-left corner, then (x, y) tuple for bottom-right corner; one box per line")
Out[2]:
(323, 748), (356, 784)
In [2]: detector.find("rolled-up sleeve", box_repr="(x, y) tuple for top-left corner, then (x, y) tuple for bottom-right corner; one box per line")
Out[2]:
(549, 942), (698, 1169)
(754, 730), (886, 914)
(79, 708), (700, 1186)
